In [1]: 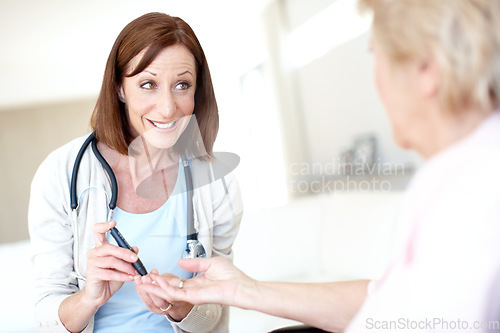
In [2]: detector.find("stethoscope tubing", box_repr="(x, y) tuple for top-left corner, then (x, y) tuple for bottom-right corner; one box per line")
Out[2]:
(69, 133), (205, 276)
(90, 137), (118, 210)
(70, 133), (96, 210)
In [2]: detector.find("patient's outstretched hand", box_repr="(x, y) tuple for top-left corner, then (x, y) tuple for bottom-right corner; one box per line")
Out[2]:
(134, 269), (194, 321)
(137, 257), (255, 307)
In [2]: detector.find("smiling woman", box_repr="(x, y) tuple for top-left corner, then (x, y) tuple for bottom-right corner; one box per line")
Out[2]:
(117, 45), (197, 150)
(28, 12), (242, 333)
(91, 12), (218, 157)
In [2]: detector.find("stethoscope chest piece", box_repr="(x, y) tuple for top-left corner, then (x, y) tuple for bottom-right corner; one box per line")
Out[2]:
(182, 239), (207, 259)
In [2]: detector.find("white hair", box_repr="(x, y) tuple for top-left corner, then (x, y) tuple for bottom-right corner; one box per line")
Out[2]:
(359, 0), (500, 114)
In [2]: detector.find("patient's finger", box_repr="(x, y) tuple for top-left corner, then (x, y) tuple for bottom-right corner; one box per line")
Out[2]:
(177, 258), (212, 273)
(143, 275), (170, 308)
(138, 283), (177, 302)
(151, 274), (177, 290)
(135, 276), (163, 313)
(151, 274), (204, 298)
(157, 273), (183, 288)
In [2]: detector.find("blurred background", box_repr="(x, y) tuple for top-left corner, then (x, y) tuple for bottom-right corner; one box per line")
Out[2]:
(0, 0), (422, 331)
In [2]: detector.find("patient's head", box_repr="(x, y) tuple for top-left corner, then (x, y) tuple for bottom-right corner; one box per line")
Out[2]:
(358, 0), (500, 157)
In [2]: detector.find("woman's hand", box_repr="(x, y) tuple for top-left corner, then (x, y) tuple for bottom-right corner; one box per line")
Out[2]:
(136, 257), (256, 308)
(135, 269), (194, 321)
(59, 221), (139, 332)
(84, 221), (139, 307)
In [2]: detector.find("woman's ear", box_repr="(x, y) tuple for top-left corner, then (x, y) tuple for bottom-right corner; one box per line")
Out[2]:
(117, 85), (126, 103)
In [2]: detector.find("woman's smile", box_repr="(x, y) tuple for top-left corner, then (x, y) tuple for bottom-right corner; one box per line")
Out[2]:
(148, 118), (178, 130)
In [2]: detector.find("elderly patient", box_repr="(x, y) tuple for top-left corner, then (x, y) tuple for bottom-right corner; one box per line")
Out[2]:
(137, 0), (500, 332)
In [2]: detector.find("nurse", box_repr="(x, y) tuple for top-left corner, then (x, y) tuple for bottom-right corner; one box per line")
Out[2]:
(28, 12), (242, 333)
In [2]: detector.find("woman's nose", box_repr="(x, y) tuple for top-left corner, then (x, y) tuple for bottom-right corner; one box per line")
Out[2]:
(157, 90), (176, 117)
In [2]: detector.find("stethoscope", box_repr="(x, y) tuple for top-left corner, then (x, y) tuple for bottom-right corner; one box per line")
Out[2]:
(70, 133), (206, 277)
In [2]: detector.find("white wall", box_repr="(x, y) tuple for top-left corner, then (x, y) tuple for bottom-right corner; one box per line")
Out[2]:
(295, 32), (421, 165)
(0, 0), (271, 110)
(0, 99), (94, 243)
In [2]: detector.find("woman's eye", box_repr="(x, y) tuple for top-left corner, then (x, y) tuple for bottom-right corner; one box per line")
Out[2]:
(140, 81), (156, 89)
(175, 82), (190, 90)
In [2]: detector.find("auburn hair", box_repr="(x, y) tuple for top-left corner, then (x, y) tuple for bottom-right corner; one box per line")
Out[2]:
(91, 12), (219, 155)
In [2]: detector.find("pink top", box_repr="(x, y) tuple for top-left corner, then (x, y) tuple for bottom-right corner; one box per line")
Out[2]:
(346, 112), (500, 332)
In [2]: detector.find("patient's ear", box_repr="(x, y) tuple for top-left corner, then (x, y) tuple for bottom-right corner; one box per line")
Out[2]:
(117, 85), (126, 103)
(417, 54), (440, 100)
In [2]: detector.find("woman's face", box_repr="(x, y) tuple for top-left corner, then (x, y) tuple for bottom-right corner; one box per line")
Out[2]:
(372, 38), (427, 151)
(119, 44), (197, 149)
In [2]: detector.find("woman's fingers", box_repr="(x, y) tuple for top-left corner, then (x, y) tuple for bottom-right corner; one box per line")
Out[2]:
(92, 243), (139, 263)
(92, 221), (116, 246)
(87, 256), (136, 280)
(97, 255), (137, 275)
(90, 267), (135, 282)
(87, 243), (139, 278)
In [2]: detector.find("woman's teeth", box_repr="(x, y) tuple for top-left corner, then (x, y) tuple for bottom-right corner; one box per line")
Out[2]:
(152, 120), (176, 129)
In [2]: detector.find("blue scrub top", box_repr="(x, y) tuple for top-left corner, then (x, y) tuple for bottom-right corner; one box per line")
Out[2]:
(94, 163), (193, 333)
